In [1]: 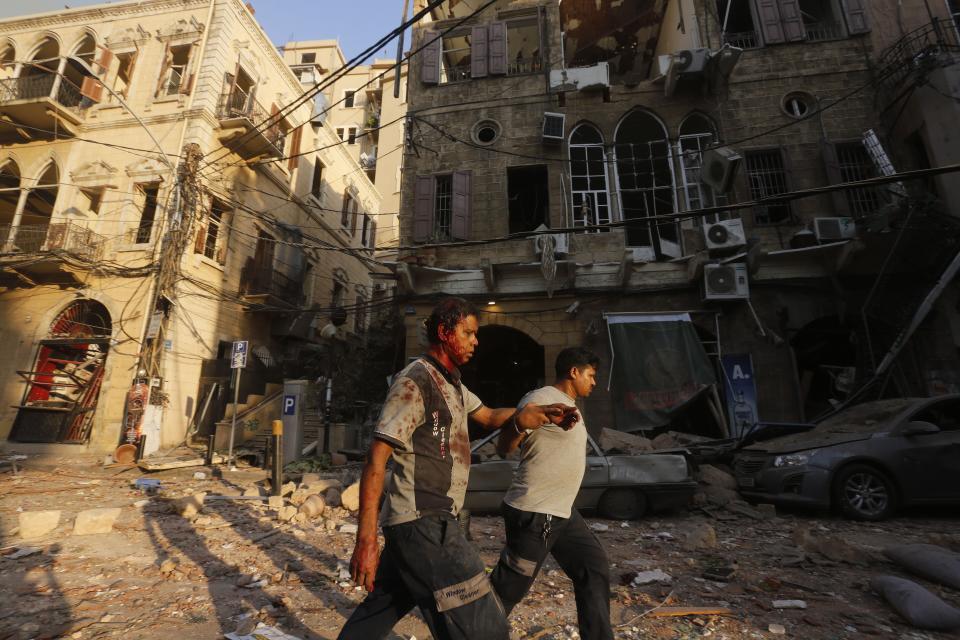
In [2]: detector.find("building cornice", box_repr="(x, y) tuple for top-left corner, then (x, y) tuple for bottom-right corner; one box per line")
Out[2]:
(0, 0), (210, 34)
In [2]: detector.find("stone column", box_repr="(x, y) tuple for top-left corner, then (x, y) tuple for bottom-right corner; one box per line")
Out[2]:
(4, 186), (31, 252)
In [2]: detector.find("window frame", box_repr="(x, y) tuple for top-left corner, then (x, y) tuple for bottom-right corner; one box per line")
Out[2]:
(311, 158), (325, 200)
(744, 148), (794, 226)
(569, 125), (613, 233)
(344, 89), (357, 108)
(676, 115), (731, 226)
(134, 183), (161, 245)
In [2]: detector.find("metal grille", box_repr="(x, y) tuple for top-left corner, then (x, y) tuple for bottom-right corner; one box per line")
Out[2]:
(723, 31), (759, 49)
(745, 150), (792, 225)
(836, 142), (882, 217)
(678, 134), (730, 226)
(434, 174), (453, 241)
(734, 456), (767, 475)
(804, 21), (846, 42)
(203, 207), (222, 259)
(616, 140), (677, 248)
(508, 56), (543, 75)
(570, 143), (610, 231)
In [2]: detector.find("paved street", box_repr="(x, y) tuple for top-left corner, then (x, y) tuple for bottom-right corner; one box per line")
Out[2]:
(2, 457), (958, 639)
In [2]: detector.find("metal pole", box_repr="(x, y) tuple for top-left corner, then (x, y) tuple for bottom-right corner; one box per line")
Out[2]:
(271, 419), (283, 496)
(393, 0), (410, 99)
(228, 367), (241, 469)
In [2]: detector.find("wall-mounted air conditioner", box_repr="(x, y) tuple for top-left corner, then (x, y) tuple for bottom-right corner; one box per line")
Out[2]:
(814, 217), (856, 243)
(532, 226), (569, 256)
(542, 112), (566, 143)
(701, 147), (742, 193)
(549, 62), (610, 92)
(674, 48), (711, 74)
(704, 263), (750, 300)
(703, 219), (746, 251)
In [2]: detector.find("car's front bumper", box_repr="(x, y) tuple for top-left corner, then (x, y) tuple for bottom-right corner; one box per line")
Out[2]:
(735, 459), (832, 509)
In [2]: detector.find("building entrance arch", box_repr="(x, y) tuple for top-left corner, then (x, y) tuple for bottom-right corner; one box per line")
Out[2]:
(461, 324), (545, 417)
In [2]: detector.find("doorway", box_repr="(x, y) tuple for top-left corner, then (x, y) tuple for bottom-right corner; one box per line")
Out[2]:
(461, 325), (545, 412)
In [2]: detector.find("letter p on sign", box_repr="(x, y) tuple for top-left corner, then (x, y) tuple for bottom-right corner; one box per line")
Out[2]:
(283, 395), (296, 416)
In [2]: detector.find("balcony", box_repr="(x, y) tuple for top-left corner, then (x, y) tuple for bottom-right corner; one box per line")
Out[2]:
(0, 222), (106, 286)
(240, 260), (304, 309)
(722, 31), (760, 49)
(803, 21), (846, 42)
(0, 72), (89, 142)
(877, 18), (960, 97)
(217, 89), (286, 159)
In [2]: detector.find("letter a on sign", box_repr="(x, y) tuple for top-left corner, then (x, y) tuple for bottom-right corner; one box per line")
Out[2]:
(732, 365), (749, 380)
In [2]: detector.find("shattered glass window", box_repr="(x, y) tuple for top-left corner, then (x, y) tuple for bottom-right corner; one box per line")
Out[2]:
(440, 32), (472, 84)
(569, 124), (611, 232)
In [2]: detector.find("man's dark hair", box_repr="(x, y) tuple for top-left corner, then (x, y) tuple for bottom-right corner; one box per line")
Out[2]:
(555, 347), (600, 380)
(426, 297), (479, 345)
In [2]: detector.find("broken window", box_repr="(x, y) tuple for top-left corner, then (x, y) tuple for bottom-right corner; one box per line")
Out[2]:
(615, 110), (679, 259)
(347, 127), (358, 145)
(834, 142), (881, 217)
(506, 17), (542, 75)
(677, 114), (730, 226)
(440, 32), (472, 84)
(569, 124), (611, 232)
(300, 52), (316, 64)
(80, 188), (104, 216)
(344, 90), (357, 108)
(113, 51), (138, 98)
(200, 199), (226, 260)
(716, 0), (761, 48)
(413, 173), (471, 242)
(507, 165), (549, 234)
(341, 192), (355, 229)
(157, 43), (195, 97)
(336, 127), (345, 141)
(800, 0), (846, 41)
(135, 184), (159, 244)
(331, 280), (345, 308)
(311, 159), (324, 200)
(745, 149), (792, 225)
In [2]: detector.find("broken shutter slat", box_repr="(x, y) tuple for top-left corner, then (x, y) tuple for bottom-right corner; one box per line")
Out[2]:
(421, 30), (441, 85)
(369, 220), (377, 249)
(95, 46), (114, 76)
(841, 0), (871, 35)
(820, 141), (850, 215)
(489, 22), (507, 75)
(471, 26), (489, 78)
(179, 42), (200, 95)
(288, 126), (303, 171)
(194, 221), (208, 254)
(752, 0), (785, 44)
(80, 76), (104, 103)
(451, 171), (472, 241)
(413, 176), (435, 243)
(777, 0), (806, 41)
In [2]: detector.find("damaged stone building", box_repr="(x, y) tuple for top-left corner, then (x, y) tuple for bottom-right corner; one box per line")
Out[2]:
(396, 0), (960, 437)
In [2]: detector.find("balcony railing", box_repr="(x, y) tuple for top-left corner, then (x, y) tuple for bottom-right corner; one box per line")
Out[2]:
(508, 56), (543, 75)
(0, 73), (86, 112)
(877, 18), (960, 96)
(0, 222), (105, 259)
(217, 89), (286, 155)
(722, 31), (760, 50)
(240, 262), (304, 305)
(804, 21), (846, 42)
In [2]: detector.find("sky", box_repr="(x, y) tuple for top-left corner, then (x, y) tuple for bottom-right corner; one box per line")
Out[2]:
(0, 0), (410, 60)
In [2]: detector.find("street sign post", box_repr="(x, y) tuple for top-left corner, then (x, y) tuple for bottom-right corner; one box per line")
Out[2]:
(228, 340), (248, 468)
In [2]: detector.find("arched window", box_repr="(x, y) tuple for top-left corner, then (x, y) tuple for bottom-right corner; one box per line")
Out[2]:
(677, 113), (730, 225)
(24, 162), (60, 226)
(0, 42), (15, 80)
(73, 33), (96, 65)
(0, 160), (22, 239)
(26, 36), (59, 76)
(615, 110), (679, 259)
(568, 123), (611, 232)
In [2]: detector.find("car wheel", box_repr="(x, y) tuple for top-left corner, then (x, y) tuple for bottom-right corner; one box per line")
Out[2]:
(597, 489), (647, 520)
(833, 464), (897, 521)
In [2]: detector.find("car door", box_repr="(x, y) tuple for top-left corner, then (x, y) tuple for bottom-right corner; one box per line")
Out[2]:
(894, 398), (960, 502)
(575, 435), (609, 510)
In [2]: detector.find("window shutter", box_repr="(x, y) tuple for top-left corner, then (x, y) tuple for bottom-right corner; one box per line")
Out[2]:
(451, 171), (472, 240)
(820, 141), (850, 215)
(288, 126), (303, 171)
(194, 221), (207, 254)
(351, 202), (360, 236)
(421, 30), (441, 85)
(471, 26), (489, 78)
(369, 220), (377, 249)
(216, 214), (230, 264)
(80, 76), (104, 103)
(124, 50), (139, 93)
(414, 176), (434, 243)
(841, 0), (871, 34)
(489, 22), (507, 75)
(179, 42), (200, 95)
(95, 46), (114, 76)
(752, 0), (785, 44)
(777, 0), (806, 41)
(155, 44), (172, 97)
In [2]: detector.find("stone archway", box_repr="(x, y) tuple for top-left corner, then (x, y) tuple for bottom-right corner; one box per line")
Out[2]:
(462, 324), (545, 412)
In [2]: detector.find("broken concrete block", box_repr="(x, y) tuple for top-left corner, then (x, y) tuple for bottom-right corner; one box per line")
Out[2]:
(768, 623), (786, 635)
(289, 489), (309, 507)
(704, 485), (739, 506)
(601, 428), (653, 454)
(325, 488), (342, 508)
(773, 600), (807, 609)
(339, 523), (358, 534)
(651, 433), (679, 450)
(18, 510), (61, 540)
(243, 486), (264, 498)
(292, 513), (307, 525)
(330, 452), (348, 466)
(159, 558), (179, 575)
(697, 464), (738, 490)
(300, 473), (321, 485)
(303, 478), (342, 494)
(170, 493), (206, 520)
(341, 482), (361, 512)
(299, 495), (326, 520)
(73, 507), (122, 536)
(278, 506), (298, 522)
(630, 569), (673, 586)
(267, 495), (284, 509)
(682, 522), (717, 551)
(280, 482), (296, 497)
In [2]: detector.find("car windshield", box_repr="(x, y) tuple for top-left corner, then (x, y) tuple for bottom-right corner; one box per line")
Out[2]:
(815, 399), (915, 433)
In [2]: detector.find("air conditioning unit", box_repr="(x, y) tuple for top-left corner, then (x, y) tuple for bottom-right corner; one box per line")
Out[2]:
(549, 62), (610, 92)
(704, 263), (750, 300)
(673, 48), (711, 74)
(542, 112), (566, 142)
(701, 147), (742, 193)
(814, 217), (856, 243)
(532, 225), (569, 256)
(703, 219), (746, 251)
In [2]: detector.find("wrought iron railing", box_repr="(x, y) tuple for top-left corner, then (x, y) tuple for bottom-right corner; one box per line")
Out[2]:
(217, 89), (286, 154)
(0, 222), (105, 259)
(876, 18), (960, 96)
(240, 262), (304, 304)
(0, 73), (86, 111)
(508, 56), (543, 75)
(722, 31), (760, 49)
(804, 21), (846, 42)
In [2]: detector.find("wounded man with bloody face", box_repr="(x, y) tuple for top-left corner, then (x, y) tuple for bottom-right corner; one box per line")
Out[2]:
(337, 297), (572, 640)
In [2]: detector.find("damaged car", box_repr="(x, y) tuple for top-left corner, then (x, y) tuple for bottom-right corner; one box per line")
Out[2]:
(734, 396), (960, 520)
(464, 430), (697, 519)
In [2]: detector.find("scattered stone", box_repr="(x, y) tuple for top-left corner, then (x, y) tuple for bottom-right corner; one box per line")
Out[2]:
(133, 499), (150, 508)
(159, 558), (179, 575)
(697, 464), (738, 490)
(303, 478), (342, 494)
(73, 507), (122, 535)
(703, 485), (740, 506)
(234, 617), (259, 635)
(794, 526), (871, 564)
(268, 495), (285, 509)
(280, 482), (296, 497)
(18, 510), (61, 539)
(725, 502), (764, 520)
(630, 569), (673, 586)
(6, 546), (41, 559)
(300, 473), (321, 485)
(601, 428), (653, 454)
(341, 482), (361, 512)
(773, 600), (808, 610)
(289, 489), (309, 507)
(323, 518), (339, 531)
(193, 471), (207, 480)
(243, 486), (264, 498)
(299, 495), (326, 520)
(589, 523), (609, 532)
(682, 522), (717, 551)
(278, 506), (298, 522)
(338, 561), (352, 581)
(651, 433), (679, 450)
(757, 503), (778, 519)
(339, 523), (359, 534)
(170, 492), (206, 520)
(331, 452), (348, 466)
(768, 623), (786, 635)
(325, 488), (342, 508)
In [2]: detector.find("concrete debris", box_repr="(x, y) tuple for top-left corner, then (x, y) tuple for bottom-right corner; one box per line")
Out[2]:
(299, 473), (321, 485)
(650, 433), (679, 450)
(277, 506), (298, 522)
(339, 523), (358, 534)
(280, 482), (296, 497)
(224, 623), (303, 639)
(193, 471), (207, 480)
(159, 558), (179, 574)
(756, 503), (778, 519)
(589, 523), (609, 532)
(768, 623), (787, 635)
(341, 482), (361, 512)
(325, 487), (342, 508)
(696, 464), (737, 490)
(630, 569), (673, 586)
(73, 507), (122, 535)
(288, 489), (309, 507)
(4, 546), (41, 559)
(18, 510), (61, 539)
(773, 600), (808, 610)
(268, 495), (284, 509)
(793, 526), (872, 564)
(171, 492), (206, 520)
(298, 495), (325, 520)
(243, 486), (264, 498)
(338, 561), (352, 581)
(682, 522), (717, 551)
(703, 485), (740, 506)
(600, 428), (653, 453)
(301, 478), (342, 494)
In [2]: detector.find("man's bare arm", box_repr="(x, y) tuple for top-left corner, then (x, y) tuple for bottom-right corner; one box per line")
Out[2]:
(496, 412), (527, 457)
(349, 438), (395, 592)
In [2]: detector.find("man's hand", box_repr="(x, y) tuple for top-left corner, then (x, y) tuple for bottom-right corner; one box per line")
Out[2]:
(516, 402), (576, 431)
(350, 535), (380, 592)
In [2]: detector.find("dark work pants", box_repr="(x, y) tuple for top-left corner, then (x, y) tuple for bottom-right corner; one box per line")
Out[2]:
(490, 502), (613, 640)
(337, 514), (509, 640)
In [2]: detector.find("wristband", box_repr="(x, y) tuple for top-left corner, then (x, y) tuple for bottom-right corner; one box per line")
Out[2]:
(513, 416), (524, 436)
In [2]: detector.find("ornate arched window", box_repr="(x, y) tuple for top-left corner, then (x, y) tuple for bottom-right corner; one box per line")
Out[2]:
(677, 113), (729, 225)
(568, 123), (611, 232)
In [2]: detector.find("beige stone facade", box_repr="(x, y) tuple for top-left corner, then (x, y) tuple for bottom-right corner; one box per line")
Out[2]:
(0, 0), (380, 453)
(396, 0), (960, 434)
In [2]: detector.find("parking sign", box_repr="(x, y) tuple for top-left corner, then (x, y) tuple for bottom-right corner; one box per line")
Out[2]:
(231, 340), (248, 369)
(283, 395), (297, 416)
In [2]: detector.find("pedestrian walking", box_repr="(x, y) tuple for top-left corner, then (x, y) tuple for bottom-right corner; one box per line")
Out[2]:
(490, 347), (614, 640)
(338, 297), (569, 640)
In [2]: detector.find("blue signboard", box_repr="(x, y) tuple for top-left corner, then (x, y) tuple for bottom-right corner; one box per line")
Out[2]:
(231, 340), (248, 369)
(283, 394), (297, 416)
(721, 354), (759, 439)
